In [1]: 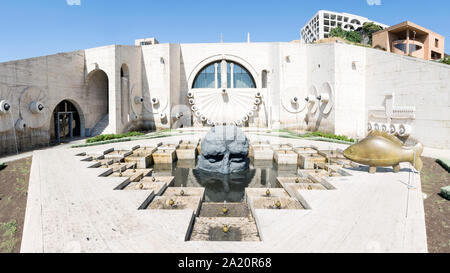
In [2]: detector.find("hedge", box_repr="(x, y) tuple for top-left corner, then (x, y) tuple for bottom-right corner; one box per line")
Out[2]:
(86, 131), (145, 144)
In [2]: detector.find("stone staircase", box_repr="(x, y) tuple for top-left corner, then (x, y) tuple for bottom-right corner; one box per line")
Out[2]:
(91, 114), (109, 136)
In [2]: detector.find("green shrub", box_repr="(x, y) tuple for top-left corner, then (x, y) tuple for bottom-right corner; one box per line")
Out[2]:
(362, 22), (383, 45)
(330, 23), (381, 45)
(439, 57), (450, 65)
(345, 31), (363, 43)
(0, 163), (6, 171)
(329, 26), (347, 39)
(330, 27), (362, 44)
(302, 131), (355, 143)
(86, 131), (145, 143)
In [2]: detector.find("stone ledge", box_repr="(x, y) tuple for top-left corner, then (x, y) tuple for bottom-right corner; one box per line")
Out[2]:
(441, 186), (450, 200)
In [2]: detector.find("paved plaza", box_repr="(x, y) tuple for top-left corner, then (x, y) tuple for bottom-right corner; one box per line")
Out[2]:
(20, 133), (428, 253)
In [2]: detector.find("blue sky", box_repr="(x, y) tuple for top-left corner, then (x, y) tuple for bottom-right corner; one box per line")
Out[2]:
(0, 0), (448, 62)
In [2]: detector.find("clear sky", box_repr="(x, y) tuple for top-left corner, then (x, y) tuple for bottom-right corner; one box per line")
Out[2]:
(0, 0), (448, 62)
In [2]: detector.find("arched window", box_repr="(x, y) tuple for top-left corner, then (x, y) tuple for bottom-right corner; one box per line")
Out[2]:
(228, 62), (255, 88)
(350, 19), (361, 25)
(344, 24), (354, 30)
(192, 60), (255, 89)
(192, 62), (220, 88)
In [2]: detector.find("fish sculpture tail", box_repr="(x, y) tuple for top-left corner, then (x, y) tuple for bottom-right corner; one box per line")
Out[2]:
(411, 142), (423, 171)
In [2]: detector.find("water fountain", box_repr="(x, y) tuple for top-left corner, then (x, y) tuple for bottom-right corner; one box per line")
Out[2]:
(222, 224), (229, 233)
(274, 199), (282, 209)
(222, 201), (228, 215)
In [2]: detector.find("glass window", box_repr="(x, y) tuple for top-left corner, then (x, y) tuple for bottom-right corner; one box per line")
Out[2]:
(217, 63), (221, 88)
(394, 43), (407, 54)
(409, 44), (422, 53)
(192, 61), (255, 89)
(193, 62), (217, 88)
(232, 62), (255, 88)
(227, 62), (231, 88)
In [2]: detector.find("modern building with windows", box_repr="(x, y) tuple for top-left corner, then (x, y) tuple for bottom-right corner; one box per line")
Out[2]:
(0, 21), (449, 155)
(372, 21), (445, 60)
(301, 10), (389, 43)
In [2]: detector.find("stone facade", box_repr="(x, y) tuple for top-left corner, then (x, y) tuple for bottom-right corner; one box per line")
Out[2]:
(0, 39), (449, 155)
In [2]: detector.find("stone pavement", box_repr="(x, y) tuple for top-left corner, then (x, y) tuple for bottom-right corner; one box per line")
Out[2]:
(20, 134), (428, 252)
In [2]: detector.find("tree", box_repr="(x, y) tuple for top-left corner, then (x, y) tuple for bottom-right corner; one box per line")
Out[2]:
(440, 57), (450, 65)
(329, 26), (347, 39)
(345, 31), (363, 43)
(330, 27), (363, 44)
(362, 22), (383, 45)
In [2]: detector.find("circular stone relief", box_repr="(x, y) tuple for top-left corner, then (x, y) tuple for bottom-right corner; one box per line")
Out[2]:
(281, 87), (306, 114)
(0, 84), (14, 132)
(318, 82), (334, 115)
(142, 88), (169, 115)
(306, 85), (319, 114)
(129, 84), (143, 116)
(19, 86), (49, 129)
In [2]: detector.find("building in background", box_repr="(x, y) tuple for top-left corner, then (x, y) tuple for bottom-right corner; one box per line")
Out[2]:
(372, 21), (445, 60)
(301, 10), (389, 43)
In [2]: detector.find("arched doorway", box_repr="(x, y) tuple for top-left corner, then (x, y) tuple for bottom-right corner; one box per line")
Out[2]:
(51, 100), (82, 143)
(86, 69), (109, 135)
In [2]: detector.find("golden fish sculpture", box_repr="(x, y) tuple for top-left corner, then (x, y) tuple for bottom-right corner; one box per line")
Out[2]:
(343, 131), (423, 174)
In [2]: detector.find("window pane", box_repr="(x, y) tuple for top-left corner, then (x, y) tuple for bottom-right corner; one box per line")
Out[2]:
(193, 62), (217, 88)
(227, 62), (231, 88)
(409, 44), (422, 53)
(192, 61), (255, 89)
(394, 43), (407, 54)
(233, 62), (255, 88)
(217, 63), (221, 88)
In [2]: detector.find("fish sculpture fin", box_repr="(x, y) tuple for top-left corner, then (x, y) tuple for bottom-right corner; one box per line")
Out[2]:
(412, 142), (424, 172)
(369, 130), (403, 147)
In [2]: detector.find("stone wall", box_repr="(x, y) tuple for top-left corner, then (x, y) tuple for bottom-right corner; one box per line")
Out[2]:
(365, 48), (450, 148)
(0, 51), (87, 155)
(0, 41), (449, 155)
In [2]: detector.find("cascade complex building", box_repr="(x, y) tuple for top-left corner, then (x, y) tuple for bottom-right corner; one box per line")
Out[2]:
(0, 11), (449, 155)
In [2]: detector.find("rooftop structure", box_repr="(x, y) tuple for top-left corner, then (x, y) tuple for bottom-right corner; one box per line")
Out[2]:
(301, 10), (389, 43)
(372, 21), (445, 60)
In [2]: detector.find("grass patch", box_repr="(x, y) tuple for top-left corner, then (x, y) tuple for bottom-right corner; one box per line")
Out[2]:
(72, 130), (182, 148)
(301, 131), (355, 143)
(264, 130), (356, 144)
(86, 131), (145, 144)
(0, 220), (18, 253)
